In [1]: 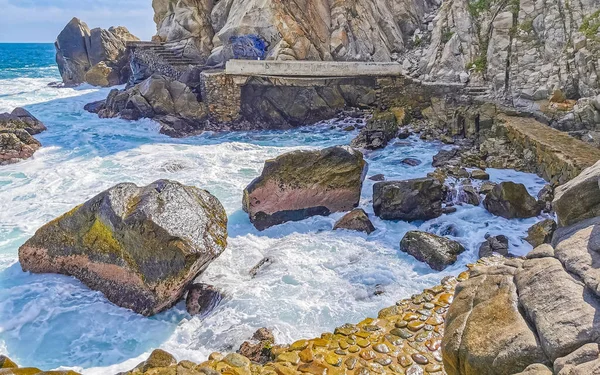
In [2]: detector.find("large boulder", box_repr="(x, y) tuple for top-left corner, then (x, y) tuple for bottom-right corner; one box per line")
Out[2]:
(400, 231), (465, 270)
(19, 179), (228, 316)
(553, 160), (600, 227)
(483, 182), (541, 219)
(478, 234), (509, 258)
(55, 18), (139, 86)
(243, 146), (367, 230)
(525, 219), (557, 248)
(442, 259), (548, 375)
(373, 178), (443, 221)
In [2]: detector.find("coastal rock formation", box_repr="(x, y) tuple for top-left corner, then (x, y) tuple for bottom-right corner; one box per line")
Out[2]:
(55, 18), (139, 86)
(525, 219), (557, 248)
(19, 179), (228, 316)
(243, 146), (367, 230)
(0, 108), (46, 165)
(483, 182), (541, 219)
(186, 283), (223, 316)
(478, 234), (509, 258)
(96, 75), (207, 137)
(351, 110), (400, 150)
(553, 160), (600, 227)
(400, 231), (465, 270)
(0, 107), (47, 135)
(237, 328), (276, 364)
(373, 178), (443, 221)
(333, 208), (376, 234)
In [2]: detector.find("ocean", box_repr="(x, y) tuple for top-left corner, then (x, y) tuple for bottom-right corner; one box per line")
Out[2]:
(0, 43), (548, 374)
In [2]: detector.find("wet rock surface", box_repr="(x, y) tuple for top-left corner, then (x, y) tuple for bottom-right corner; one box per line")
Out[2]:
(478, 234), (509, 258)
(373, 178), (443, 221)
(483, 182), (541, 219)
(243, 146), (367, 230)
(400, 231), (466, 270)
(351, 111), (400, 150)
(333, 208), (376, 234)
(0, 108), (46, 165)
(186, 283), (223, 316)
(18, 179), (228, 316)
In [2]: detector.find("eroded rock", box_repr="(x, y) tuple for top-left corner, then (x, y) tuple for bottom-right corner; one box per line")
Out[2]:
(333, 208), (376, 234)
(19, 179), (228, 316)
(400, 231), (465, 270)
(373, 178), (443, 221)
(243, 146), (367, 230)
(483, 182), (541, 219)
(553, 160), (600, 227)
(525, 219), (557, 248)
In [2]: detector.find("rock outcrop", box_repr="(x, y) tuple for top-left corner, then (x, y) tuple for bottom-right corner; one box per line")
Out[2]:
(483, 182), (541, 219)
(400, 231), (465, 270)
(351, 110), (400, 150)
(0, 108), (46, 165)
(525, 219), (557, 248)
(478, 234), (509, 258)
(333, 208), (376, 234)
(55, 18), (139, 87)
(553, 160), (600, 227)
(373, 178), (443, 221)
(95, 74), (207, 137)
(243, 146), (367, 230)
(237, 328), (276, 365)
(19, 180), (227, 316)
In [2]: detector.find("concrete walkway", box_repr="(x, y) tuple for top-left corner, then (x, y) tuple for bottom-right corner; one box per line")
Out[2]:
(225, 60), (404, 78)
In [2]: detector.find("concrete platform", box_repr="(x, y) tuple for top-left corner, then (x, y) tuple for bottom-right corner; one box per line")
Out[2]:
(225, 60), (404, 77)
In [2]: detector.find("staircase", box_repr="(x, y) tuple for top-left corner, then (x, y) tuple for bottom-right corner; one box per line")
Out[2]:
(144, 43), (196, 67)
(463, 86), (491, 97)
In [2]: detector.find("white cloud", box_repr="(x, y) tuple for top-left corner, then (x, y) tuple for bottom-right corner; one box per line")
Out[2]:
(0, 0), (156, 42)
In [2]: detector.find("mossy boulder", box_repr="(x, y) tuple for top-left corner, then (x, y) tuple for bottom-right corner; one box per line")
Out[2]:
(525, 219), (557, 248)
(373, 178), (443, 221)
(19, 179), (227, 316)
(0, 108), (46, 135)
(243, 146), (367, 230)
(483, 182), (541, 219)
(400, 231), (465, 270)
(333, 208), (376, 234)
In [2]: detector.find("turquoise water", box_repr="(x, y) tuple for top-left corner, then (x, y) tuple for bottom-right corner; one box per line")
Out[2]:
(0, 44), (549, 373)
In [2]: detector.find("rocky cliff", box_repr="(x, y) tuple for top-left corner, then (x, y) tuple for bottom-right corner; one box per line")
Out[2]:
(151, 0), (599, 101)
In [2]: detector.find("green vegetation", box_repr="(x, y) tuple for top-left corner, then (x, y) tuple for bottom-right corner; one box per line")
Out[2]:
(466, 55), (488, 73)
(468, 0), (493, 18)
(519, 19), (534, 33)
(441, 27), (455, 43)
(580, 10), (600, 39)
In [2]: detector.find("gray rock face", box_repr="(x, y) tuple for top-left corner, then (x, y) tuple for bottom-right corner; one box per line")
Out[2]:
(478, 234), (509, 258)
(243, 146), (367, 230)
(97, 75), (207, 137)
(483, 182), (541, 219)
(55, 18), (139, 87)
(443, 207), (600, 375)
(400, 231), (465, 270)
(553, 160), (600, 227)
(373, 178), (443, 221)
(18, 179), (228, 316)
(333, 208), (376, 234)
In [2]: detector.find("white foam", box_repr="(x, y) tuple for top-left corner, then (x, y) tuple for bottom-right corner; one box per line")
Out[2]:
(0, 76), (548, 373)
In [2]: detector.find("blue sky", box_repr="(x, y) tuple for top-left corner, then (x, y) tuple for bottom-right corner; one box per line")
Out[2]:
(0, 0), (156, 42)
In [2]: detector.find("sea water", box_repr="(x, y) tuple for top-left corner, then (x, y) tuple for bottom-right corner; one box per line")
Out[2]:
(0, 44), (549, 374)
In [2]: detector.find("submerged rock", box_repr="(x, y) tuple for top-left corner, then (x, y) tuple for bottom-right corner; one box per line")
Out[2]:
(553, 160), (600, 227)
(373, 178), (443, 221)
(368, 174), (385, 181)
(525, 219), (557, 248)
(243, 146), (367, 230)
(400, 231), (465, 271)
(333, 208), (376, 234)
(19, 179), (228, 316)
(186, 283), (223, 316)
(483, 182), (541, 219)
(55, 18), (139, 87)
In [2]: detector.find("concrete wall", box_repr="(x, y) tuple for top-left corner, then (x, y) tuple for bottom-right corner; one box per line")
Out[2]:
(225, 60), (404, 77)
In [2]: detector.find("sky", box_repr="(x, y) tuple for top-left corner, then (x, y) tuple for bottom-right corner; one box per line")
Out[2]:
(0, 0), (156, 43)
